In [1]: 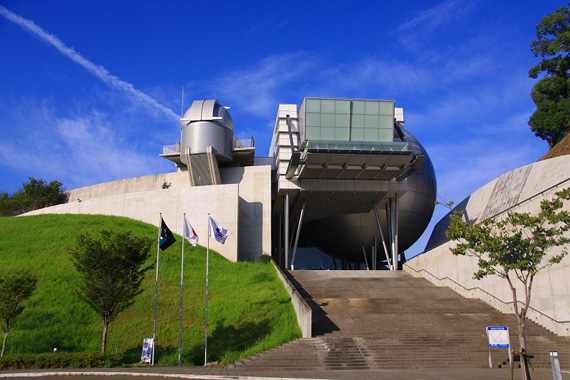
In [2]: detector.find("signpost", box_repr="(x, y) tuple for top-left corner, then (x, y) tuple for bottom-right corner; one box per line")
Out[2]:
(487, 326), (512, 369)
(550, 351), (562, 380)
(141, 338), (154, 364)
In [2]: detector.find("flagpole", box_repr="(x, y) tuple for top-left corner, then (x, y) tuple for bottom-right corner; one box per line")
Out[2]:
(204, 214), (210, 366)
(178, 214), (186, 366)
(152, 213), (162, 366)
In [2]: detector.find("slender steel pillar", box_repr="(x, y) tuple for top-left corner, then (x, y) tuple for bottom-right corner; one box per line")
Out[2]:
(393, 194), (399, 270)
(388, 195), (399, 270)
(373, 236), (377, 271)
(373, 202), (392, 270)
(278, 217), (283, 268)
(291, 200), (306, 270)
(362, 246), (370, 270)
(284, 193), (290, 269)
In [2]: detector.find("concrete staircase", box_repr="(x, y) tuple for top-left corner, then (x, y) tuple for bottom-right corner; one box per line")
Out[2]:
(229, 270), (570, 371)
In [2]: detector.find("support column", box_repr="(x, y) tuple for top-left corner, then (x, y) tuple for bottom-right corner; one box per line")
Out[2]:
(388, 194), (399, 270)
(291, 200), (306, 270)
(284, 193), (290, 269)
(373, 202), (392, 270)
(278, 217), (283, 268)
(362, 246), (370, 270)
(373, 236), (377, 271)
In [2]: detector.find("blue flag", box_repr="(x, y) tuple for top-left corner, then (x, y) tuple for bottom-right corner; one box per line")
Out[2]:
(159, 217), (176, 251)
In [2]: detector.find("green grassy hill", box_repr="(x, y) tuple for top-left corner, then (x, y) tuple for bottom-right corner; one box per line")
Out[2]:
(0, 214), (300, 365)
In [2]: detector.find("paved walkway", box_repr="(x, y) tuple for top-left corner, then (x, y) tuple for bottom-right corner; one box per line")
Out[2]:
(1, 366), (570, 380)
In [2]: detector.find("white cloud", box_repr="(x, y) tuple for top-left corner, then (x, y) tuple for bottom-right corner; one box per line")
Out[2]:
(394, 0), (476, 50)
(0, 99), (169, 190)
(0, 5), (179, 124)
(212, 52), (319, 117)
(55, 113), (163, 186)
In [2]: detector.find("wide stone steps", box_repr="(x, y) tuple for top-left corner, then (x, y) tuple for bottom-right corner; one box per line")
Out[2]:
(229, 270), (570, 371)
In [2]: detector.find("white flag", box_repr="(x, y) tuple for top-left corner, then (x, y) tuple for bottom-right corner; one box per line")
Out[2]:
(208, 216), (232, 244)
(184, 217), (199, 247)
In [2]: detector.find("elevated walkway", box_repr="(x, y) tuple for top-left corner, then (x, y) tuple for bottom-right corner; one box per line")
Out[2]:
(230, 271), (570, 372)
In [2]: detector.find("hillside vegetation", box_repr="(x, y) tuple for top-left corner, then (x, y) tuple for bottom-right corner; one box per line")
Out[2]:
(540, 133), (570, 161)
(0, 214), (300, 365)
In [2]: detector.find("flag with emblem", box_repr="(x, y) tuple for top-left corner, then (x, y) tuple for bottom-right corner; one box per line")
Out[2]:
(184, 217), (199, 247)
(208, 216), (232, 244)
(159, 216), (176, 251)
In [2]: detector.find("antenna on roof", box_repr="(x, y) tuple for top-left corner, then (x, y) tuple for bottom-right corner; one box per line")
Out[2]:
(180, 86), (185, 118)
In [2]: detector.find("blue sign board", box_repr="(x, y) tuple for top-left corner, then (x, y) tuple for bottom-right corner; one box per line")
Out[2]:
(487, 326), (510, 347)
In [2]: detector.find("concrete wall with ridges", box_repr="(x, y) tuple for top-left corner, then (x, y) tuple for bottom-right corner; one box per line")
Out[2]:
(405, 155), (570, 336)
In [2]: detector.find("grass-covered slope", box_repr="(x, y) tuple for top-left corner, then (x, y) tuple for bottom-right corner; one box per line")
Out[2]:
(0, 214), (300, 365)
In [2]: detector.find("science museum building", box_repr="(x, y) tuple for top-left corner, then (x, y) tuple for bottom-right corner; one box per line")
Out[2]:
(27, 97), (437, 270)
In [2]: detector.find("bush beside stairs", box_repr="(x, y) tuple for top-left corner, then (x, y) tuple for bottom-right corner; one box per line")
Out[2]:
(228, 270), (570, 371)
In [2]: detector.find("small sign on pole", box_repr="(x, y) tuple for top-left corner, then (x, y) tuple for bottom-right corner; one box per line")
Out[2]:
(141, 338), (154, 364)
(487, 326), (511, 368)
(550, 351), (562, 380)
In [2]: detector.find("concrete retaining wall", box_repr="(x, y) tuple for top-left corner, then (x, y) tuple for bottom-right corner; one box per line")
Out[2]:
(405, 155), (570, 336)
(23, 166), (272, 263)
(272, 261), (312, 338)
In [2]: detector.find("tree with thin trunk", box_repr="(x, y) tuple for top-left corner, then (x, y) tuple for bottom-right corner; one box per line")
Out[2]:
(0, 269), (38, 356)
(445, 188), (570, 380)
(69, 230), (153, 352)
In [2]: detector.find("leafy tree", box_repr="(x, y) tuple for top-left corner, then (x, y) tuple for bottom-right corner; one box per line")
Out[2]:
(445, 188), (570, 380)
(0, 178), (69, 216)
(0, 269), (38, 356)
(69, 230), (154, 352)
(529, 2), (570, 148)
(0, 192), (15, 217)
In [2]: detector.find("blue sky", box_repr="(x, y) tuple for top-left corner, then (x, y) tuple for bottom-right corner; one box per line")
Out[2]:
(0, 0), (565, 256)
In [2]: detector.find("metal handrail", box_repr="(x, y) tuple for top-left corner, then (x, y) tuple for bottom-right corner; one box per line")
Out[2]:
(162, 144), (180, 154)
(404, 264), (570, 325)
(233, 137), (255, 149)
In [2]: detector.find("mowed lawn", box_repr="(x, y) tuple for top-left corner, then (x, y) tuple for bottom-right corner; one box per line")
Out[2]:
(0, 214), (300, 365)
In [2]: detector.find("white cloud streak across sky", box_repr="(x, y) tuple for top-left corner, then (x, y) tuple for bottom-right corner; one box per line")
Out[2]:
(0, 5), (179, 124)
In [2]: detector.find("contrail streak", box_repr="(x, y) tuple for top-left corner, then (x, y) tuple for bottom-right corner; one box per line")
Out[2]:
(0, 6), (179, 123)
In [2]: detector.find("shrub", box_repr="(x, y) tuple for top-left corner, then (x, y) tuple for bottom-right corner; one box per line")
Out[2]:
(0, 352), (124, 370)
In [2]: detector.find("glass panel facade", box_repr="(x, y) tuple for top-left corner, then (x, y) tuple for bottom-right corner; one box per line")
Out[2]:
(336, 100), (350, 113)
(306, 113), (320, 126)
(335, 114), (349, 128)
(301, 98), (395, 144)
(351, 128), (364, 141)
(321, 99), (335, 113)
(321, 113), (335, 127)
(335, 128), (349, 141)
(305, 99), (320, 112)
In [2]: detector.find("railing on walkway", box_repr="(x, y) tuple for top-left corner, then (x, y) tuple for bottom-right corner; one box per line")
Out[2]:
(162, 143), (180, 155)
(404, 264), (570, 333)
(234, 137), (255, 149)
(161, 139), (254, 155)
(419, 176), (570, 255)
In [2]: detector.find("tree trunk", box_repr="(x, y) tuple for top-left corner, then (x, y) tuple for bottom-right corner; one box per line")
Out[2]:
(1, 330), (8, 357)
(519, 316), (529, 380)
(101, 318), (108, 353)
